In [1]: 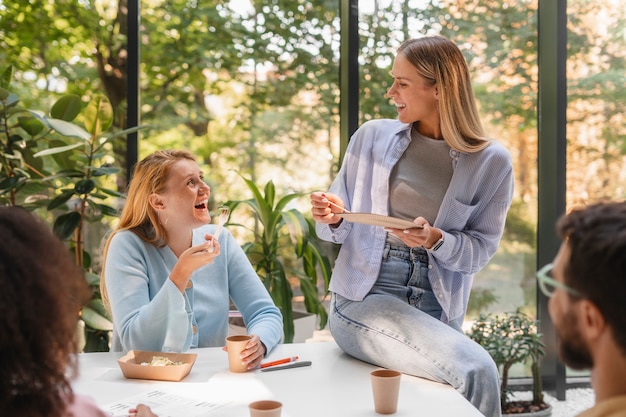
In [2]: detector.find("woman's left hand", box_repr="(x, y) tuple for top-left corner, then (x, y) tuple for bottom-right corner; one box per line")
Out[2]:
(386, 216), (443, 249)
(222, 334), (266, 370)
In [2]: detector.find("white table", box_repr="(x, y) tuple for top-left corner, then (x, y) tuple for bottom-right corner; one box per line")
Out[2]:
(74, 341), (482, 417)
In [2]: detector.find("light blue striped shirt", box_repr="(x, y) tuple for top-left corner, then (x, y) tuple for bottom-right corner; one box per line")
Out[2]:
(317, 119), (514, 327)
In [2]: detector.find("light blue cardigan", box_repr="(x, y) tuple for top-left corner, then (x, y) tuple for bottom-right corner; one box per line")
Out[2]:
(105, 225), (283, 353)
(317, 119), (514, 328)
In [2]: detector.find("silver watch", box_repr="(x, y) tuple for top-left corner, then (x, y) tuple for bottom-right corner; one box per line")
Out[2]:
(430, 236), (444, 251)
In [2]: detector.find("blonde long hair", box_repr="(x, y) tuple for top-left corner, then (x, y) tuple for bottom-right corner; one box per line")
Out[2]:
(100, 149), (197, 310)
(398, 36), (490, 153)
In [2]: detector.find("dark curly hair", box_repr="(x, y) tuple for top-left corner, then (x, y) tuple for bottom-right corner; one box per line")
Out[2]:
(556, 201), (626, 355)
(0, 207), (91, 417)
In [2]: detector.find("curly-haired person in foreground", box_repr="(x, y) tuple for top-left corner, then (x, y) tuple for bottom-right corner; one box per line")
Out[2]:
(0, 206), (156, 417)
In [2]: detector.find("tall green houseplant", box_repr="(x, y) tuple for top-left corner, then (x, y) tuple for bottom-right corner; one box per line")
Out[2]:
(226, 175), (332, 343)
(1, 65), (141, 351)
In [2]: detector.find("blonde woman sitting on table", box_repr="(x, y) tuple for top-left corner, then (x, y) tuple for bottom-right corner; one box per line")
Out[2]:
(311, 36), (514, 417)
(101, 150), (282, 371)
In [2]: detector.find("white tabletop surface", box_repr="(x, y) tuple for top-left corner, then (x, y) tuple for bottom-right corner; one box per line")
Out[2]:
(73, 341), (482, 417)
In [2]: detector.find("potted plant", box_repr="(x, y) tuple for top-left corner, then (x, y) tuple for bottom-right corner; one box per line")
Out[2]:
(1, 65), (142, 351)
(225, 174), (332, 343)
(467, 309), (551, 416)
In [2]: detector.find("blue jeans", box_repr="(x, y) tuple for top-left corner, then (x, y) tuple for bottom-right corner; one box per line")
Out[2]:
(329, 244), (501, 417)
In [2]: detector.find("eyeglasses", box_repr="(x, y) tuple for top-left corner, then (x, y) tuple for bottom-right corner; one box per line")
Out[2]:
(536, 263), (583, 298)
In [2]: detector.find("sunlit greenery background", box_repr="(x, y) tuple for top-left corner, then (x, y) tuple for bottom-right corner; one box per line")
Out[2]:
(2, 0), (624, 357)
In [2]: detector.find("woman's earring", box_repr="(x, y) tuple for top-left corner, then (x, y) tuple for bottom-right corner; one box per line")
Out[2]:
(159, 212), (168, 225)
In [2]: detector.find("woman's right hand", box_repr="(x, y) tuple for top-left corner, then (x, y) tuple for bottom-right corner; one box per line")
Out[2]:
(128, 403), (158, 417)
(169, 239), (220, 293)
(310, 191), (344, 226)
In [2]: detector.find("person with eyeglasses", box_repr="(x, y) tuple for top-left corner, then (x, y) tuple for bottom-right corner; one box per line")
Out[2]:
(537, 201), (626, 417)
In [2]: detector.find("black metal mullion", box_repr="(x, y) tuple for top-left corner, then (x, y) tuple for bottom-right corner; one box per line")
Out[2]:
(126, 0), (140, 185)
(537, 0), (568, 401)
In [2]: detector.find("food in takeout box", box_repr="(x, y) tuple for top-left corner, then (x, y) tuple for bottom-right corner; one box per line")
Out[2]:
(141, 355), (185, 366)
(118, 350), (197, 381)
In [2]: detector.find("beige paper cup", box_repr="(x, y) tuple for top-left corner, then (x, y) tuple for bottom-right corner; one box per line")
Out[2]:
(370, 369), (401, 414)
(249, 400), (282, 417)
(226, 335), (252, 373)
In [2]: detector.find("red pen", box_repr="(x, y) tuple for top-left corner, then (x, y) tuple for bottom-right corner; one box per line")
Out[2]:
(260, 356), (299, 369)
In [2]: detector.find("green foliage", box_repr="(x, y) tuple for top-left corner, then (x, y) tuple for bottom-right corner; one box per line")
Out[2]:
(226, 173), (331, 343)
(466, 287), (498, 318)
(504, 199), (537, 246)
(0, 65), (143, 351)
(468, 309), (546, 412)
(1, 0), (344, 189)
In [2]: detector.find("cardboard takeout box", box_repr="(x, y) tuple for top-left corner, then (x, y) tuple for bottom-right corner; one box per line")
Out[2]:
(118, 350), (197, 382)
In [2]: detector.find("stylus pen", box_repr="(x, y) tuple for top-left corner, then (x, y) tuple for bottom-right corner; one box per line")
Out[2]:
(322, 198), (351, 213)
(260, 360), (312, 372)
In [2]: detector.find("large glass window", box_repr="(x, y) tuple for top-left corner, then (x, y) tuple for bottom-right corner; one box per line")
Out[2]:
(3, 0), (623, 374)
(566, 0), (626, 207)
(564, 0), (625, 376)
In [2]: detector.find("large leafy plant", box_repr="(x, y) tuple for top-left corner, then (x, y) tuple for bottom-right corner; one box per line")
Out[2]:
(468, 309), (548, 414)
(226, 175), (332, 343)
(0, 65), (140, 351)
